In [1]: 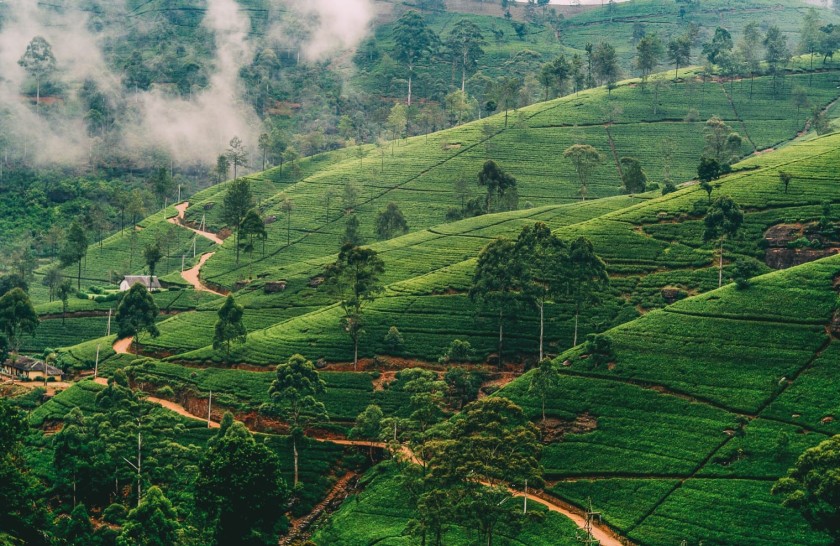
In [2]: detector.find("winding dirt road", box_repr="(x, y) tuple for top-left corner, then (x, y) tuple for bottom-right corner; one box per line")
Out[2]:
(182, 252), (225, 296)
(167, 202), (225, 296)
(89, 375), (622, 545)
(168, 202), (224, 244)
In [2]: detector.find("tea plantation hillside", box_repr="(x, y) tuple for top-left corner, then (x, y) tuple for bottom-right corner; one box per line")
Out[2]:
(110, 128), (840, 370)
(311, 253), (840, 545)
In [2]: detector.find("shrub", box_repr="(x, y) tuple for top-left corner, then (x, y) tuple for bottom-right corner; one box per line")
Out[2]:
(661, 182), (678, 195)
(732, 259), (761, 290)
(439, 339), (474, 364)
(102, 503), (127, 524)
(156, 385), (175, 398)
(89, 286), (103, 294)
(383, 326), (404, 352)
(584, 334), (615, 368)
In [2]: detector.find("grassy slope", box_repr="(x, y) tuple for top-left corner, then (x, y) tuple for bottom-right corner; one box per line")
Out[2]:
(154, 125), (840, 367)
(44, 60), (840, 364)
(497, 253), (840, 545)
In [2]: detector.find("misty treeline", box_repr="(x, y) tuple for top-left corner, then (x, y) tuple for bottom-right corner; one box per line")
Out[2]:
(1, 0), (839, 265)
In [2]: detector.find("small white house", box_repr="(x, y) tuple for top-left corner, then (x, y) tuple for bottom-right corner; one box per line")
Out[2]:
(119, 276), (162, 292)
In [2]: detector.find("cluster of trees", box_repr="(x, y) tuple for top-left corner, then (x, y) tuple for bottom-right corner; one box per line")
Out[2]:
(333, 390), (543, 546)
(472, 223), (608, 363)
(44, 374), (291, 546)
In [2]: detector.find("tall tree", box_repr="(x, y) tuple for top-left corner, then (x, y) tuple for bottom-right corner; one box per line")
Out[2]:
(619, 157), (647, 194)
(492, 76), (522, 128)
(375, 202), (410, 240)
(150, 167), (174, 206)
(538, 54), (571, 100)
(800, 8), (822, 79)
(226, 136), (248, 179)
(323, 245), (385, 370)
(470, 238), (525, 364)
(477, 160), (517, 213)
(196, 420), (288, 546)
(239, 209), (267, 271)
(268, 354), (328, 487)
(258, 132), (270, 171)
(567, 237), (608, 346)
(60, 221), (88, 290)
(215, 154), (230, 183)
(116, 486), (181, 546)
(213, 295), (247, 360)
(636, 33), (664, 81)
(222, 178), (254, 264)
(18, 36), (56, 108)
(515, 222), (568, 360)
(773, 435), (840, 543)
(445, 20), (486, 92)
(704, 196), (744, 287)
(702, 27), (734, 67)
(738, 22), (763, 100)
(764, 26), (790, 97)
(114, 283), (160, 351)
(667, 36), (691, 79)
(57, 280), (73, 325)
(392, 11), (439, 105)
(703, 116), (743, 165)
(529, 358), (561, 422)
(563, 144), (603, 201)
(0, 288), (39, 354)
(342, 214), (364, 247)
(143, 242), (162, 278)
(42, 266), (63, 302)
(592, 42), (620, 94)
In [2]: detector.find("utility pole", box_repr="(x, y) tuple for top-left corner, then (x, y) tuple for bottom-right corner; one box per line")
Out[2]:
(576, 498), (602, 545)
(94, 344), (100, 379)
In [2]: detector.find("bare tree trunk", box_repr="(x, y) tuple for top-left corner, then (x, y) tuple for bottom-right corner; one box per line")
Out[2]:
(498, 309), (504, 365)
(293, 436), (299, 486)
(718, 239), (724, 288)
(573, 310), (580, 346)
(539, 301), (544, 361)
(354, 335), (359, 371)
(408, 67), (413, 106)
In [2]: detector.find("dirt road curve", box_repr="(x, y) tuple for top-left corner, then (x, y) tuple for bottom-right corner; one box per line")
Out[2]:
(166, 202), (225, 295)
(112, 337), (133, 355)
(168, 202), (224, 245)
(94, 381), (622, 545)
(181, 252), (225, 296)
